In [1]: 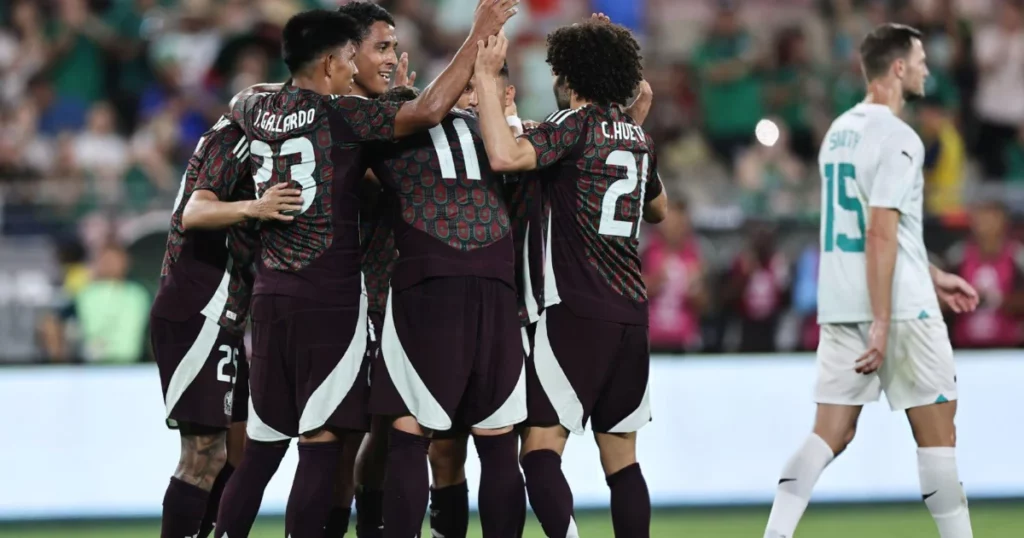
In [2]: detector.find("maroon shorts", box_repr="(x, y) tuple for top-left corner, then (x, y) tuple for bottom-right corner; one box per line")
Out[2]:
(526, 304), (651, 434)
(371, 277), (526, 432)
(152, 312), (248, 430)
(247, 294), (370, 441)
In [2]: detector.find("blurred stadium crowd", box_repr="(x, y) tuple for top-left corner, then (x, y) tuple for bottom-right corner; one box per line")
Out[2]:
(2, 0), (1024, 363)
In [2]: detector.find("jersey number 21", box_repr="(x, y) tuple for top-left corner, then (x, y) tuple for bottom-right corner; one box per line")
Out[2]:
(823, 162), (865, 253)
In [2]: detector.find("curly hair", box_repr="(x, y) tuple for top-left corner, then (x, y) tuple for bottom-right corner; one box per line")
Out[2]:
(545, 20), (643, 106)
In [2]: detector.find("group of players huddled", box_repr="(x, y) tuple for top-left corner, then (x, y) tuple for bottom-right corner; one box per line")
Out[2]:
(151, 1), (665, 537)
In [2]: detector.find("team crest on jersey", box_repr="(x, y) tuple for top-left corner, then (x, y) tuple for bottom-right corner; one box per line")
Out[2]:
(224, 390), (233, 417)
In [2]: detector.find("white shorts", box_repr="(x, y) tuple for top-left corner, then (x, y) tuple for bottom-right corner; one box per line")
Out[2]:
(814, 318), (958, 411)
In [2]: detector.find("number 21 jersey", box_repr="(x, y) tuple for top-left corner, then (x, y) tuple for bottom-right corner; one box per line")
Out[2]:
(522, 105), (663, 326)
(233, 87), (400, 306)
(817, 102), (939, 323)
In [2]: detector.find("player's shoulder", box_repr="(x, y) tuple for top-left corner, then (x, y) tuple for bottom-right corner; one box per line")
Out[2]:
(542, 106), (587, 126)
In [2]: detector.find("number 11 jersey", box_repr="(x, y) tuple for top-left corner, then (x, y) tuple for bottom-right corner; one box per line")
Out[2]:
(816, 102), (939, 324)
(232, 87), (400, 306)
(522, 105), (663, 326)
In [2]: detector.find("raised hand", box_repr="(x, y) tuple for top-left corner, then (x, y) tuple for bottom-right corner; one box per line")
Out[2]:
(394, 52), (417, 88)
(624, 80), (653, 124)
(471, 0), (520, 40)
(247, 183), (303, 222)
(475, 32), (510, 79)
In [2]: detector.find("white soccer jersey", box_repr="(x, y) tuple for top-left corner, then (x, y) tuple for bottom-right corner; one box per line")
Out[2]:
(817, 102), (940, 323)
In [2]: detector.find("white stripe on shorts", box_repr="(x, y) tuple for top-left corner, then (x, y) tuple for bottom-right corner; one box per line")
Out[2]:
(297, 275), (370, 434)
(533, 309), (585, 435)
(380, 292), (451, 431)
(474, 362), (527, 430)
(164, 315), (221, 417)
(607, 382), (652, 433)
(246, 395), (289, 442)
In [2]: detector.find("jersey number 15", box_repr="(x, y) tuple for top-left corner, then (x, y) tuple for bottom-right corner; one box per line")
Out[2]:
(822, 162), (865, 253)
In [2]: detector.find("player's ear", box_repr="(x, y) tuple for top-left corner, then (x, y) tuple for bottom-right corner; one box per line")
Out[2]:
(505, 85), (517, 107)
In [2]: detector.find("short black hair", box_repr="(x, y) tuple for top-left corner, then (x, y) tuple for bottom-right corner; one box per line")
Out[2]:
(380, 85), (420, 103)
(282, 10), (363, 74)
(546, 20), (642, 106)
(859, 23), (923, 81)
(499, 62), (510, 79)
(336, 1), (395, 39)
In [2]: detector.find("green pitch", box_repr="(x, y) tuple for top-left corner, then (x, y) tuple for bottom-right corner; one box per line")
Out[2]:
(1, 503), (1020, 537)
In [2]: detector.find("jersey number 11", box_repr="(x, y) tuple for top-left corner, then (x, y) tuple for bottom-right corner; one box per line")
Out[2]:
(823, 162), (865, 253)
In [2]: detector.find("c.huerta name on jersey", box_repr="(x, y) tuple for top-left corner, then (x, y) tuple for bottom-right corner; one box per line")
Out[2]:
(257, 109), (317, 133)
(601, 121), (646, 142)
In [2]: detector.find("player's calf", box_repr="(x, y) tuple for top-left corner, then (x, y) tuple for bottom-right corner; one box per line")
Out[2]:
(355, 416), (389, 538)
(429, 435), (470, 538)
(472, 426), (525, 538)
(325, 433), (362, 538)
(383, 417), (432, 538)
(162, 429), (228, 538)
(520, 426), (577, 538)
(908, 401), (973, 537)
(764, 404), (854, 538)
(286, 427), (346, 538)
(595, 432), (650, 538)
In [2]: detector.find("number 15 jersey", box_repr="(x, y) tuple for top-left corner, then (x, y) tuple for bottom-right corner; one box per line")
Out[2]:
(522, 105), (663, 326)
(817, 102), (939, 324)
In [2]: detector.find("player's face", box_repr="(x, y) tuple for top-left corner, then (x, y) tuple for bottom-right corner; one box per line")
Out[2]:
(552, 74), (571, 110)
(353, 21), (399, 97)
(328, 42), (360, 95)
(900, 38), (929, 100)
(456, 82), (477, 110)
(970, 205), (1007, 240)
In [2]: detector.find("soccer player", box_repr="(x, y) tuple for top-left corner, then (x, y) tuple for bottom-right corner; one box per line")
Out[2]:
(324, 3), (404, 536)
(215, 5), (518, 537)
(472, 21), (667, 538)
(151, 114), (302, 538)
(367, 81), (526, 538)
(763, 24), (978, 538)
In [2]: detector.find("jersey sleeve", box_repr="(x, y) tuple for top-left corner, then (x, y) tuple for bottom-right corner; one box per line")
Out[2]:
(192, 124), (251, 199)
(520, 110), (584, 170)
(326, 96), (400, 143)
(869, 131), (920, 209)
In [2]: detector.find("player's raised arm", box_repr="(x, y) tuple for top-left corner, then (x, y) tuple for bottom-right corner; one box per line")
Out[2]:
(391, 0), (519, 138)
(624, 80), (653, 125)
(475, 35), (575, 172)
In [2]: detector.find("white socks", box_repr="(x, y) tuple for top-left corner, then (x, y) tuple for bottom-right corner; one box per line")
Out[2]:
(918, 447), (973, 538)
(764, 434), (835, 538)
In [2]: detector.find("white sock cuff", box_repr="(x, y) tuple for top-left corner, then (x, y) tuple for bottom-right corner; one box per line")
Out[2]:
(808, 433), (836, 462)
(918, 447), (957, 458)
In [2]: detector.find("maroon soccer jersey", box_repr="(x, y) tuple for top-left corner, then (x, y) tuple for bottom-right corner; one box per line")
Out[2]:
(506, 172), (547, 325)
(369, 110), (514, 291)
(360, 191), (398, 315)
(152, 116), (259, 335)
(522, 105), (664, 326)
(232, 87), (400, 305)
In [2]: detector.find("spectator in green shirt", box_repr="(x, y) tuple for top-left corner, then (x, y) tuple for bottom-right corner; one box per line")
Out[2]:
(46, 0), (105, 107)
(692, 2), (763, 168)
(75, 243), (151, 363)
(765, 27), (823, 162)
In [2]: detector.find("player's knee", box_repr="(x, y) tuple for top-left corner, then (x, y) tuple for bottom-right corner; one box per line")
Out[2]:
(595, 431), (637, 476)
(176, 431), (228, 489)
(519, 425), (568, 462)
(815, 424), (856, 455)
(429, 437), (469, 487)
(299, 427), (340, 444)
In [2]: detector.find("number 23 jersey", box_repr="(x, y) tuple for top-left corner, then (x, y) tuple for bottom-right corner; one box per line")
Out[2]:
(522, 105), (663, 326)
(232, 87), (400, 306)
(816, 102), (939, 324)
